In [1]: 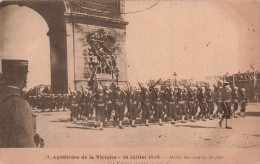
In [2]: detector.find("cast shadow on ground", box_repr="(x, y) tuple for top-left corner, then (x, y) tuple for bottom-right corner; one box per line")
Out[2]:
(245, 112), (260, 117)
(51, 118), (72, 122)
(174, 124), (220, 129)
(66, 126), (98, 130)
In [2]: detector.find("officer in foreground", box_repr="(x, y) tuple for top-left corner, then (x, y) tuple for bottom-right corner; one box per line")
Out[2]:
(0, 59), (35, 148)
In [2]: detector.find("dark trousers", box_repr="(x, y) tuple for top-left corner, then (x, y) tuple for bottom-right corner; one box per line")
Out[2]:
(221, 102), (232, 119)
(215, 102), (223, 115)
(114, 103), (124, 121)
(241, 103), (246, 112)
(178, 103), (187, 116)
(128, 103), (138, 120)
(168, 103), (177, 121)
(207, 101), (214, 115)
(187, 101), (196, 116)
(96, 106), (105, 122)
(105, 103), (113, 121)
(83, 104), (90, 118)
(142, 104), (150, 119)
(70, 105), (78, 118)
(199, 103), (207, 116)
(154, 103), (164, 120)
(233, 101), (238, 111)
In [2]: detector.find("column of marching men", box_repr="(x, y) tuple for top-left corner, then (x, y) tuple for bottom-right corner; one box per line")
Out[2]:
(26, 82), (248, 130)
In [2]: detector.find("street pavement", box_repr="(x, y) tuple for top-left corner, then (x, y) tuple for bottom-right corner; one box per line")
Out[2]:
(35, 104), (260, 148)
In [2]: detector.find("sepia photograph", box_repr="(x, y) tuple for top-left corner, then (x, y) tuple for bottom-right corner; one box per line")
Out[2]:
(0, 0), (260, 163)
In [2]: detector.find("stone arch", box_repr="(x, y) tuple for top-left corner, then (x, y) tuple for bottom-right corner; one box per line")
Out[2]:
(0, 0), (69, 93)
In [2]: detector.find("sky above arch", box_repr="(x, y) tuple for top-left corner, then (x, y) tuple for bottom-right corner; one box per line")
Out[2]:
(125, 0), (260, 84)
(0, 1), (259, 89)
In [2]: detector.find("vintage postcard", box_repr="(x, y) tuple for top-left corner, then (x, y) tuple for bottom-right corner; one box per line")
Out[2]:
(0, 0), (260, 163)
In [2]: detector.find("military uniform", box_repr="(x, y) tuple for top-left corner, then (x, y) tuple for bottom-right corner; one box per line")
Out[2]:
(221, 87), (232, 119)
(198, 88), (207, 121)
(113, 88), (125, 127)
(239, 89), (247, 117)
(87, 91), (95, 119)
(126, 89), (139, 126)
(215, 87), (223, 118)
(0, 59), (35, 148)
(105, 90), (113, 122)
(166, 88), (178, 123)
(70, 94), (79, 122)
(206, 89), (215, 119)
(232, 88), (239, 117)
(186, 88), (196, 122)
(176, 88), (187, 122)
(140, 90), (151, 126)
(151, 87), (164, 124)
(96, 91), (106, 123)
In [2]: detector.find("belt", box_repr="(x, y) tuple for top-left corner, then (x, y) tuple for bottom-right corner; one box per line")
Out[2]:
(178, 101), (185, 104)
(224, 100), (231, 103)
(72, 104), (78, 106)
(97, 104), (105, 106)
(233, 99), (238, 102)
(106, 101), (112, 104)
(169, 102), (175, 104)
(116, 102), (123, 105)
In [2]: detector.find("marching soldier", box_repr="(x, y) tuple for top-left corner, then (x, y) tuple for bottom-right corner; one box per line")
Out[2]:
(219, 82), (232, 129)
(113, 86), (126, 129)
(105, 88), (113, 125)
(126, 87), (139, 127)
(198, 87), (207, 121)
(232, 87), (239, 118)
(167, 86), (178, 124)
(151, 85), (164, 126)
(87, 90), (95, 120)
(80, 91), (87, 120)
(95, 87), (106, 130)
(206, 87), (215, 120)
(214, 84), (223, 119)
(32, 96), (37, 109)
(176, 87), (187, 123)
(194, 87), (199, 119)
(140, 88), (151, 126)
(186, 87), (196, 122)
(0, 59), (35, 147)
(56, 94), (63, 112)
(49, 94), (56, 112)
(70, 92), (79, 122)
(239, 88), (247, 117)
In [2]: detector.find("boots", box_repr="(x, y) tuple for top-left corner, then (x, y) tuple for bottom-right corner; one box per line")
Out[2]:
(159, 119), (163, 126)
(132, 120), (136, 127)
(181, 115), (186, 123)
(171, 119), (175, 124)
(191, 116), (195, 122)
(145, 119), (149, 126)
(100, 122), (103, 131)
(119, 121), (123, 129)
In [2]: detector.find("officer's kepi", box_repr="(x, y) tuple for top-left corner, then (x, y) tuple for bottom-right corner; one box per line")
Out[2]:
(2, 59), (28, 74)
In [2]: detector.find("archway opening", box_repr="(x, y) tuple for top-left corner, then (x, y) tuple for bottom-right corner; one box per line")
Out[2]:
(0, 5), (51, 91)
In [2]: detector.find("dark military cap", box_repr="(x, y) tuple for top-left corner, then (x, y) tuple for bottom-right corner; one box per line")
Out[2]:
(2, 59), (28, 74)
